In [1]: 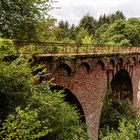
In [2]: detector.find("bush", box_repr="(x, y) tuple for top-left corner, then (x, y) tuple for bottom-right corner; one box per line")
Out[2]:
(120, 39), (131, 46)
(0, 83), (89, 140)
(0, 38), (16, 59)
(0, 57), (35, 121)
(29, 83), (89, 140)
(0, 107), (52, 140)
(101, 117), (140, 140)
(99, 90), (137, 138)
(0, 47), (89, 139)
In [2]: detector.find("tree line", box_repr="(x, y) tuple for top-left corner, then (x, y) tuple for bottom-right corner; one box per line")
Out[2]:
(0, 1), (140, 46)
(54, 11), (140, 46)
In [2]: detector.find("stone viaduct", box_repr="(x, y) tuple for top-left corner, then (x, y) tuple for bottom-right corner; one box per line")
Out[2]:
(34, 51), (140, 140)
(15, 42), (140, 140)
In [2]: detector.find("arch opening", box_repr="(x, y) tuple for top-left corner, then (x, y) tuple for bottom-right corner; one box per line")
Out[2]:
(79, 62), (90, 73)
(56, 64), (72, 76)
(99, 69), (133, 138)
(111, 69), (133, 101)
(118, 58), (123, 68)
(110, 59), (115, 68)
(97, 60), (105, 70)
(133, 56), (136, 65)
(119, 58), (123, 64)
(51, 85), (86, 123)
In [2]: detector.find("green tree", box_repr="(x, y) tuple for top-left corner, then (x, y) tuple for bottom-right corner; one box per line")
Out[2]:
(99, 19), (140, 46)
(75, 28), (89, 45)
(0, 107), (52, 139)
(108, 11), (125, 24)
(97, 14), (110, 28)
(101, 118), (140, 140)
(0, 38), (16, 59)
(79, 14), (97, 35)
(94, 23), (109, 44)
(36, 17), (57, 42)
(55, 20), (71, 41)
(126, 18), (140, 46)
(0, 0), (52, 41)
(0, 57), (34, 120)
(69, 24), (77, 40)
(99, 90), (137, 138)
(0, 83), (89, 140)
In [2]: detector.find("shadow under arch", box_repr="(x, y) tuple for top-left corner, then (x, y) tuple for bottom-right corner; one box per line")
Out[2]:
(79, 62), (90, 70)
(111, 69), (133, 101)
(56, 64), (72, 76)
(51, 85), (86, 123)
(99, 69), (133, 137)
(110, 59), (115, 68)
(96, 60), (105, 70)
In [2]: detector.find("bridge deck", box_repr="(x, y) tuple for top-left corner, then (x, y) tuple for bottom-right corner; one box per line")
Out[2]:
(36, 52), (140, 58)
(14, 42), (140, 56)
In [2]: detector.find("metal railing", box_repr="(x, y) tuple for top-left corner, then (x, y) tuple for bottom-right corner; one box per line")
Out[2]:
(14, 41), (140, 56)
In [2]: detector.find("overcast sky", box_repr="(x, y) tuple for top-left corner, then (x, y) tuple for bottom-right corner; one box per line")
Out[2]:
(50, 0), (140, 25)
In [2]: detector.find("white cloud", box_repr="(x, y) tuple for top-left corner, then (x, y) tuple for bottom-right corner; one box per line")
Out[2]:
(50, 0), (140, 25)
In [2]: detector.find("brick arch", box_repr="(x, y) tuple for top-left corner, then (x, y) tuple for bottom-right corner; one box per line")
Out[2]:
(96, 60), (105, 70)
(110, 59), (116, 67)
(79, 62), (91, 73)
(132, 56), (137, 65)
(50, 85), (86, 123)
(55, 64), (72, 76)
(107, 59), (116, 70)
(118, 58), (123, 65)
(111, 69), (133, 101)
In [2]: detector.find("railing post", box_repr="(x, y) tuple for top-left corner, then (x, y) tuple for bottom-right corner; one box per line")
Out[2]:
(65, 43), (67, 55)
(93, 45), (96, 54)
(107, 45), (110, 54)
(77, 45), (80, 55)
(70, 44), (72, 54)
(35, 43), (37, 54)
(16, 44), (19, 55)
(12, 42), (140, 56)
(51, 43), (53, 56)
(86, 44), (88, 54)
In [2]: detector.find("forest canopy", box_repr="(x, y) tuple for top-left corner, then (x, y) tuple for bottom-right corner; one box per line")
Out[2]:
(0, 3), (140, 46)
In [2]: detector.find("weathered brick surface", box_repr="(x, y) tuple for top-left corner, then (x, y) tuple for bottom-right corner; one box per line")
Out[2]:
(36, 54), (140, 140)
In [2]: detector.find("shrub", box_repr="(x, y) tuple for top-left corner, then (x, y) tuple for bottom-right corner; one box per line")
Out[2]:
(99, 90), (137, 138)
(0, 46), (89, 139)
(0, 38), (16, 59)
(101, 117), (140, 140)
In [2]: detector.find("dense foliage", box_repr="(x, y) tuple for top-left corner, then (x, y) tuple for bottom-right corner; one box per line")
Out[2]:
(0, 4), (140, 46)
(52, 11), (140, 46)
(99, 90), (138, 139)
(0, 39), (89, 139)
(101, 117), (140, 140)
(0, 0), (52, 41)
(0, 38), (16, 59)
